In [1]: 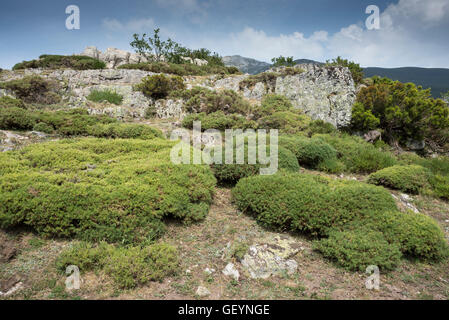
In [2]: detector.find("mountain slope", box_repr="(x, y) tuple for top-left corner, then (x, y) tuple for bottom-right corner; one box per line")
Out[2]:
(222, 55), (271, 75)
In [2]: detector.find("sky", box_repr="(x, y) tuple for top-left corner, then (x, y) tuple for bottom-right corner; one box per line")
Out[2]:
(1, 0), (449, 69)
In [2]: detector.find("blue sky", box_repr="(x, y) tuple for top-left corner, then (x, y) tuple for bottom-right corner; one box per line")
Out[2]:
(1, 0), (448, 69)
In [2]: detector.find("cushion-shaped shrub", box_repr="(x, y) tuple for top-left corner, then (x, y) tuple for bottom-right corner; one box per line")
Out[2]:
(368, 165), (432, 194)
(181, 111), (257, 131)
(315, 134), (397, 173)
(314, 229), (402, 271)
(87, 89), (123, 105)
(136, 74), (185, 99)
(0, 75), (61, 104)
(232, 173), (397, 236)
(56, 241), (179, 289)
(279, 135), (337, 169)
(86, 123), (163, 140)
(0, 107), (35, 130)
(0, 96), (26, 109)
(13, 54), (106, 70)
(255, 94), (293, 118)
(33, 122), (54, 134)
(258, 111), (311, 134)
(430, 174), (449, 200)
(0, 138), (216, 244)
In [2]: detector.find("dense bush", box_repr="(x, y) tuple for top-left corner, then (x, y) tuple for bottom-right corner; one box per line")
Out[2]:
(182, 111), (257, 131)
(135, 74), (185, 99)
(118, 62), (241, 76)
(314, 229), (402, 271)
(258, 111), (311, 134)
(87, 89), (123, 105)
(12, 54), (106, 70)
(306, 120), (337, 136)
(0, 96), (26, 109)
(33, 122), (54, 134)
(0, 76), (61, 104)
(279, 135), (337, 169)
(239, 72), (279, 90)
(352, 77), (449, 147)
(0, 138), (216, 244)
(211, 143), (300, 184)
(171, 86), (252, 116)
(0, 107), (35, 130)
(56, 242), (179, 288)
(86, 123), (163, 140)
(232, 173), (397, 236)
(315, 134), (397, 173)
(368, 165), (432, 194)
(255, 94), (293, 118)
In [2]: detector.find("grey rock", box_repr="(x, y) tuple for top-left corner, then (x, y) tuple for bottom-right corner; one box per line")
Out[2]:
(196, 286), (211, 297)
(222, 263), (240, 281)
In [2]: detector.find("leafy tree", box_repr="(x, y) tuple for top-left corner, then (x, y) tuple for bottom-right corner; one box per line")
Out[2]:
(352, 77), (449, 146)
(271, 56), (295, 67)
(326, 57), (364, 85)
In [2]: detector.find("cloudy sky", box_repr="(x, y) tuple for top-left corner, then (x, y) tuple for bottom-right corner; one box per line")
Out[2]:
(1, 0), (448, 69)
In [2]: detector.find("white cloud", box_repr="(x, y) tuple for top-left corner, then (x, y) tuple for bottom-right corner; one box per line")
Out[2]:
(193, 0), (449, 67)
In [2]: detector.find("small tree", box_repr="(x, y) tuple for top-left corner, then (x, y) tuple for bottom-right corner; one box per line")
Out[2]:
(131, 28), (181, 62)
(271, 56), (295, 67)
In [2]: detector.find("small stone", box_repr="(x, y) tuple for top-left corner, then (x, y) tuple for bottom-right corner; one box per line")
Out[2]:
(204, 268), (215, 275)
(196, 286), (211, 297)
(222, 263), (240, 281)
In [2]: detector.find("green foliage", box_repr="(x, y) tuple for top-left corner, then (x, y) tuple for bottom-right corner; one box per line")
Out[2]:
(314, 229), (402, 271)
(56, 242), (179, 289)
(368, 165), (432, 194)
(33, 122), (54, 134)
(306, 120), (337, 136)
(271, 56), (295, 67)
(211, 142), (300, 184)
(255, 94), (293, 118)
(353, 77), (449, 146)
(239, 72), (279, 90)
(130, 28), (224, 66)
(315, 133), (397, 173)
(326, 56), (364, 85)
(13, 55), (105, 70)
(430, 174), (449, 200)
(232, 173), (397, 236)
(0, 138), (216, 244)
(135, 74), (185, 100)
(0, 96), (26, 109)
(181, 111), (257, 131)
(258, 111), (311, 134)
(171, 86), (252, 116)
(0, 76), (61, 104)
(279, 135), (337, 169)
(86, 123), (163, 140)
(118, 62), (240, 76)
(0, 107), (35, 130)
(87, 89), (123, 105)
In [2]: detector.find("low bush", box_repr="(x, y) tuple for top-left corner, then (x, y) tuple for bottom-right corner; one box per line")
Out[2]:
(0, 138), (216, 244)
(0, 107), (35, 130)
(211, 144), (299, 184)
(430, 175), (449, 200)
(170, 87), (252, 116)
(0, 76), (61, 105)
(315, 134), (397, 173)
(314, 229), (402, 271)
(239, 72), (279, 90)
(135, 74), (185, 100)
(398, 153), (449, 177)
(118, 61), (241, 76)
(258, 111), (311, 134)
(255, 94), (293, 118)
(232, 173), (397, 236)
(306, 120), (337, 136)
(33, 122), (54, 134)
(86, 123), (163, 140)
(56, 242), (179, 289)
(181, 111), (257, 131)
(87, 89), (123, 105)
(0, 96), (26, 109)
(368, 165), (432, 194)
(279, 135), (337, 169)
(13, 54), (106, 70)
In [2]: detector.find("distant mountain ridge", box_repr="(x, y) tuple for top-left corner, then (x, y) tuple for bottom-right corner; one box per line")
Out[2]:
(223, 55), (449, 98)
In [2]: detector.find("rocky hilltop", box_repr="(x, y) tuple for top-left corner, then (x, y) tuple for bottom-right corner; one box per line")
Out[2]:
(0, 64), (355, 127)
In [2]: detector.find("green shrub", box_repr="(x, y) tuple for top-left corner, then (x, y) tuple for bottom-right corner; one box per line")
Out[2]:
(314, 229), (402, 271)
(429, 174), (449, 200)
(255, 94), (293, 118)
(87, 89), (123, 105)
(13, 55), (106, 70)
(0, 76), (61, 104)
(33, 122), (54, 134)
(315, 134), (397, 173)
(0, 96), (26, 109)
(0, 107), (35, 130)
(171, 87), (251, 116)
(232, 173), (397, 236)
(56, 242), (179, 289)
(258, 111), (311, 134)
(354, 211), (449, 261)
(368, 165), (432, 194)
(211, 144), (299, 184)
(87, 123), (163, 140)
(398, 153), (449, 177)
(326, 57), (364, 85)
(0, 138), (216, 244)
(136, 74), (185, 100)
(306, 120), (337, 136)
(182, 111), (257, 131)
(239, 72), (279, 90)
(279, 135), (337, 169)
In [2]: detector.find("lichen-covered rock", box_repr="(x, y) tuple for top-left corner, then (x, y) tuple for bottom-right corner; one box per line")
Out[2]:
(241, 235), (302, 279)
(154, 99), (185, 119)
